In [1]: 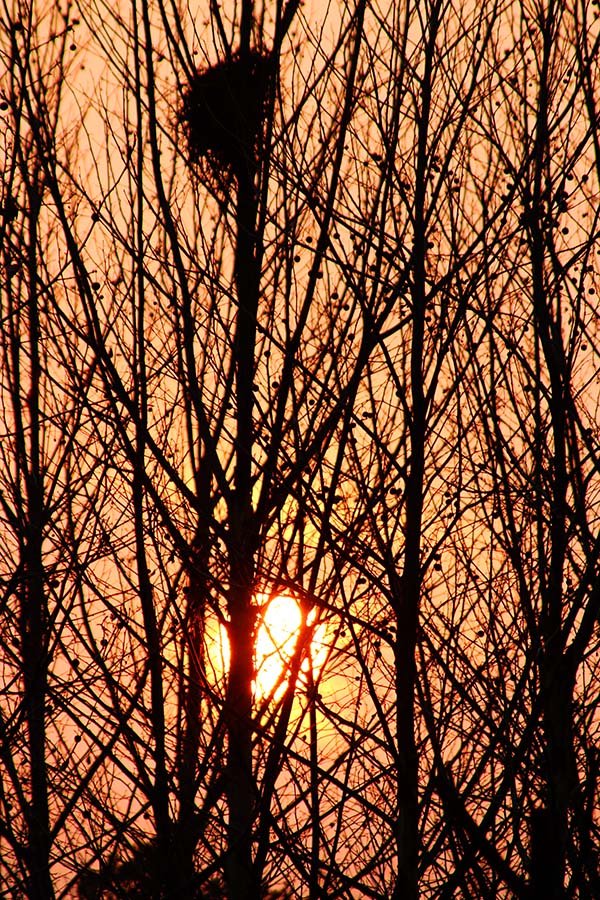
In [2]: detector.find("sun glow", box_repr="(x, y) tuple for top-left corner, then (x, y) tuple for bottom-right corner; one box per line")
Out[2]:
(209, 594), (327, 701)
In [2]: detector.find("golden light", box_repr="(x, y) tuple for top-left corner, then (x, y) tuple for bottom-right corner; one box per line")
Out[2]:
(208, 594), (327, 702)
(254, 594), (301, 696)
(255, 594), (327, 699)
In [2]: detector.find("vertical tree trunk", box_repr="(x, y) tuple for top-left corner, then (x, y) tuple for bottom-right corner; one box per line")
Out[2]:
(225, 155), (261, 900)
(225, 585), (258, 900)
(176, 519), (212, 896)
(19, 185), (54, 900)
(526, 4), (572, 887)
(21, 536), (54, 900)
(528, 667), (573, 900)
(391, 5), (438, 894)
(392, 305), (426, 900)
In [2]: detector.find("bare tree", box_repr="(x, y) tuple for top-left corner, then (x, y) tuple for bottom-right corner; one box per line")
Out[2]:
(2, 1), (600, 900)
(419, 1), (600, 897)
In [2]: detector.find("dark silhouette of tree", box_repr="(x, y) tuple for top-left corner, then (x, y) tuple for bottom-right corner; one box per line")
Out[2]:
(77, 840), (292, 899)
(1, 1), (600, 899)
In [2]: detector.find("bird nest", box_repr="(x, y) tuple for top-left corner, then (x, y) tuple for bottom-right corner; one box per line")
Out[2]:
(179, 51), (271, 175)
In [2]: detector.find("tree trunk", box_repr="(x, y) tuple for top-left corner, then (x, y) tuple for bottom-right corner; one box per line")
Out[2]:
(225, 584), (258, 900)
(22, 537), (54, 900)
(529, 660), (574, 900)
(19, 187), (54, 900)
(225, 151), (261, 900)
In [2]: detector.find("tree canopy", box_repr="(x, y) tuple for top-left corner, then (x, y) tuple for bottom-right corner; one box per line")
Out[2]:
(1, 1), (600, 898)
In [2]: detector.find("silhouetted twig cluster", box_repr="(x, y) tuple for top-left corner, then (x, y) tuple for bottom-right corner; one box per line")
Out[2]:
(179, 52), (270, 175)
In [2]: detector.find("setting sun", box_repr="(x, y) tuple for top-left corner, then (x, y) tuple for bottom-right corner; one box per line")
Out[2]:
(254, 594), (303, 698)
(256, 595), (328, 699)
(208, 594), (326, 701)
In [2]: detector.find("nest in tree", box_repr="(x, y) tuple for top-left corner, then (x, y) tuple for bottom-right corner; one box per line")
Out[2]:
(180, 51), (271, 174)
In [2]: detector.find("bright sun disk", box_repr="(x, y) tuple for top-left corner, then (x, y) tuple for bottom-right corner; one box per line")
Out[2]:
(213, 594), (326, 700)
